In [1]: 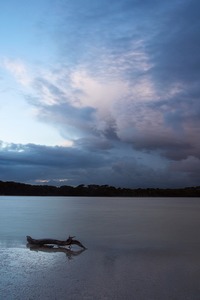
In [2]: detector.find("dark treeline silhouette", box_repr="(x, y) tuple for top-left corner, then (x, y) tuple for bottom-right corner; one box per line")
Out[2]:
(0, 180), (200, 197)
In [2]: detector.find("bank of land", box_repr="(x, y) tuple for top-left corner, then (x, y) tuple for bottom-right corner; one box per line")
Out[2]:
(0, 180), (199, 197)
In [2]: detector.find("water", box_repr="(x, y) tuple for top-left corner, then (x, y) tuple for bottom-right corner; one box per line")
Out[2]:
(0, 196), (200, 299)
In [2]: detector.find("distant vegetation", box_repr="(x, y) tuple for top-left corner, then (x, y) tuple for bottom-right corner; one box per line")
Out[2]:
(0, 180), (200, 197)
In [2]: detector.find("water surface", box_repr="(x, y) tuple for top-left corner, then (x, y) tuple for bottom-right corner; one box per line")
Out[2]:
(0, 197), (200, 299)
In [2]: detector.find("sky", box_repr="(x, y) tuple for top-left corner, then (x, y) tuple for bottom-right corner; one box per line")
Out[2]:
(0, 0), (200, 188)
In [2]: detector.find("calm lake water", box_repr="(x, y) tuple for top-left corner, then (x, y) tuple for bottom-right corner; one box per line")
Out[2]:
(0, 196), (200, 299)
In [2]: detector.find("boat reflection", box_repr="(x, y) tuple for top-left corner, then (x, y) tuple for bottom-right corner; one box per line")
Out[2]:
(27, 243), (86, 260)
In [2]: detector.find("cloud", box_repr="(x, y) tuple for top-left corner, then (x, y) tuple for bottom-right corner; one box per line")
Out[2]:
(0, 141), (109, 185)
(170, 156), (200, 183)
(3, 46), (200, 163)
(1, 0), (200, 188)
(2, 140), (198, 188)
(2, 58), (31, 86)
(149, 0), (200, 86)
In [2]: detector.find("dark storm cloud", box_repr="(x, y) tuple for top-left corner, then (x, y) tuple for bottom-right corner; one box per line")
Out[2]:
(1, 140), (200, 188)
(38, 0), (200, 161)
(130, 90), (200, 160)
(0, 142), (112, 185)
(0, 143), (105, 168)
(149, 0), (200, 86)
(0, 140), (193, 188)
(169, 156), (200, 186)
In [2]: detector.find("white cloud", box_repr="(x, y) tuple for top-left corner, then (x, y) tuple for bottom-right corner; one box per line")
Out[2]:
(2, 58), (31, 86)
(70, 68), (128, 111)
(0, 49), (189, 154)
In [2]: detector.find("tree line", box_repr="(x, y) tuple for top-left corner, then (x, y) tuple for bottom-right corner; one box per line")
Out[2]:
(0, 180), (200, 197)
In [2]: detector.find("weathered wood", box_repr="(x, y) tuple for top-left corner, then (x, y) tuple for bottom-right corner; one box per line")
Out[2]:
(26, 235), (86, 249)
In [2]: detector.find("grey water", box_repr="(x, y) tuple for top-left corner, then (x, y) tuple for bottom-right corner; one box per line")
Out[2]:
(0, 196), (200, 299)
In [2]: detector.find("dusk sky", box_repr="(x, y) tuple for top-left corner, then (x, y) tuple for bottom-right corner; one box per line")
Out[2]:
(0, 0), (200, 188)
